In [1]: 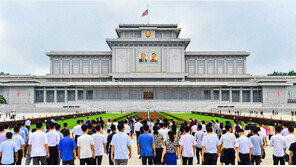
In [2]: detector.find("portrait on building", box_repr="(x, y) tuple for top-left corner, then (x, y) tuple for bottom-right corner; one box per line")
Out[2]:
(150, 53), (158, 62)
(139, 53), (147, 62)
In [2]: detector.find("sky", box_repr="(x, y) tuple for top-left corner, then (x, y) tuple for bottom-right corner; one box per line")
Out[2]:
(0, 1), (296, 75)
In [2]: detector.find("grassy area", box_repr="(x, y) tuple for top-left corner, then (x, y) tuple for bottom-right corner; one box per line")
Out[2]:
(172, 113), (244, 126)
(30, 113), (120, 129)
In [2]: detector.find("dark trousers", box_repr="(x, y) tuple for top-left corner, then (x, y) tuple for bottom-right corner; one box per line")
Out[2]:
(74, 135), (80, 156)
(26, 126), (30, 131)
(154, 148), (163, 165)
(32, 156), (47, 165)
(62, 160), (75, 165)
(109, 148), (114, 165)
(47, 146), (59, 165)
(238, 153), (251, 165)
(80, 157), (93, 165)
(15, 149), (23, 165)
(136, 131), (140, 140)
(182, 156), (193, 165)
(223, 148), (235, 165)
(251, 155), (261, 165)
(94, 155), (103, 165)
(273, 155), (285, 165)
(142, 156), (153, 165)
(196, 147), (202, 164)
(203, 153), (217, 165)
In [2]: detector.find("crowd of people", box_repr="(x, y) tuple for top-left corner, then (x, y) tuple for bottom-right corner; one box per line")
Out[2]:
(0, 115), (296, 165)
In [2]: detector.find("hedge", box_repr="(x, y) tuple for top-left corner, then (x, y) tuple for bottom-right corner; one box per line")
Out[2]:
(191, 111), (296, 127)
(0, 111), (106, 127)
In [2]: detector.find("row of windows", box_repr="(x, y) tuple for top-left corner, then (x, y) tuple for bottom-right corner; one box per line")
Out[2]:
(186, 59), (245, 74)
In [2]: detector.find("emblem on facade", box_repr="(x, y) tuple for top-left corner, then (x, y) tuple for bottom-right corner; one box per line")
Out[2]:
(139, 53), (147, 62)
(145, 30), (151, 38)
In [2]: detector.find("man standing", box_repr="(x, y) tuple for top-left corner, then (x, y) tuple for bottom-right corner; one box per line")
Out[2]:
(107, 125), (117, 165)
(137, 125), (156, 165)
(29, 122), (49, 165)
(77, 124), (95, 165)
(124, 120), (131, 137)
(0, 125), (7, 146)
(270, 126), (288, 165)
(110, 124), (132, 165)
(25, 118), (31, 131)
(72, 120), (83, 144)
(235, 129), (253, 165)
(0, 132), (18, 165)
(58, 129), (77, 165)
(60, 123), (68, 137)
(250, 127), (264, 165)
(194, 124), (203, 164)
(20, 122), (29, 156)
(219, 124), (236, 165)
(285, 126), (296, 162)
(134, 119), (143, 140)
(12, 126), (25, 165)
(46, 123), (60, 165)
(158, 123), (169, 142)
(201, 126), (221, 165)
(191, 122), (198, 136)
(179, 126), (197, 165)
(92, 125), (107, 165)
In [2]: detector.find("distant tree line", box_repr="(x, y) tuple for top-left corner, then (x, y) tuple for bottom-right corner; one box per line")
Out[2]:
(0, 71), (9, 75)
(268, 70), (296, 76)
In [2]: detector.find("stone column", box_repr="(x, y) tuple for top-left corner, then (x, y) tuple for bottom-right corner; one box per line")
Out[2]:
(75, 88), (78, 101)
(250, 87), (253, 103)
(83, 88), (87, 100)
(54, 88), (57, 103)
(65, 87), (68, 103)
(210, 89), (214, 100)
(240, 87), (243, 102)
(44, 87), (47, 103)
(229, 87), (232, 102)
(219, 88), (222, 101)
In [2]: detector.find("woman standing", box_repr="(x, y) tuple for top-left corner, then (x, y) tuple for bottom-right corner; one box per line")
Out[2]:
(161, 131), (180, 165)
(106, 119), (111, 130)
(153, 126), (164, 165)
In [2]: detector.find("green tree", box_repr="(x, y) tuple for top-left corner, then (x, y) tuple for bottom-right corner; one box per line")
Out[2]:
(268, 70), (296, 76)
(0, 95), (7, 104)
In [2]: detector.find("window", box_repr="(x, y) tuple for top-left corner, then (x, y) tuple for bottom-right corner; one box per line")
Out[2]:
(207, 60), (214, 74)
(237, 60), (244, 74)
(188, 60), (195, 74)
(217, 60), (224, 74)
(227, 60), (234, 74)
(144, 92), (154, 99)
(197, 60), (205, 74)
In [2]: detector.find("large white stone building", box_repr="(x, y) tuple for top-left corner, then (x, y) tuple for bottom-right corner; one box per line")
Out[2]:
(1, 24), (296, 112)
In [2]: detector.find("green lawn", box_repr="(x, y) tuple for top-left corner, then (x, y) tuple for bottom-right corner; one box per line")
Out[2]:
(30, 113), (120, 129)
(172, 113), (244, 126)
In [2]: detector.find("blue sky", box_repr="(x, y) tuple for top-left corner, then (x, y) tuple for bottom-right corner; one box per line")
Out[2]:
(0, 1), (296, 75)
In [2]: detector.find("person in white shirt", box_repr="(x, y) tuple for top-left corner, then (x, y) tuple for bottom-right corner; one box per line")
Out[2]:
(72, 120), (83, 144)
(124, 120), (131, 137)
(270, 126), (288, 165)
(92, 125), (106, 165)
(220, 124), (236, 165)
(46, 123), (60, 165)
(134, 119), (143, 139)
(244, 125), (251, 137)
(282, 125), (289, 137)
(179, 126), (197, 165)
(149, 119), (154, 133)
(77, 124), (95, 165)
(215, 120), (220, 133)
(194, 125), (203, 164)
(191, 122), (198, 136)
(201, 125), (221, 165)
(285, 127), (296, 160)
(158, 123), (169, 141)
(201, 121), (206, 132)
(25, 118), (31, 131)
(235, 129), (253, 165)
(29, 122), (49, 165)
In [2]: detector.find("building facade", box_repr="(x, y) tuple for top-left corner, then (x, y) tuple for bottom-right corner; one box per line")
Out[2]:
(1, 24), (296, 112)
